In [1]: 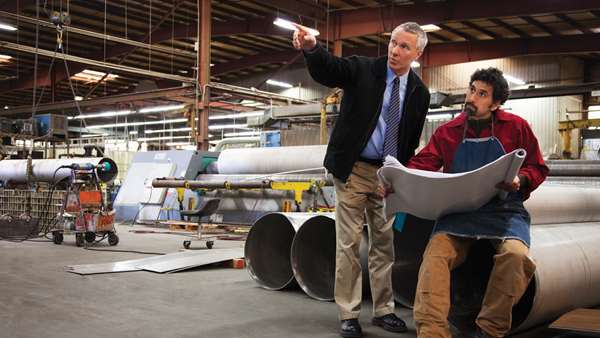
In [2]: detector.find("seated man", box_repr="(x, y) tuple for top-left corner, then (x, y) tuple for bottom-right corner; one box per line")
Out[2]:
(406, 68), (549, 338)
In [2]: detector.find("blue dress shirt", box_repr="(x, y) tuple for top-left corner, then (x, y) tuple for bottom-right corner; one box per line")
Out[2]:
(360, 66), (408, 160)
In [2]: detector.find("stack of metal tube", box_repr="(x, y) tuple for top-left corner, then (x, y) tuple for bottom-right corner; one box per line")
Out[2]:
(245, 184), (600, 334)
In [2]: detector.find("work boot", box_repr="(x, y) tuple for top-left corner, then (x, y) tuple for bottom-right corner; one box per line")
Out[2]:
(372, 313), (408, 333)
(340, 319), (363, 338)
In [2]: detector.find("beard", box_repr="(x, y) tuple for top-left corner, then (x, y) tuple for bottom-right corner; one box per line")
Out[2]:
(464, 102), (478, 116)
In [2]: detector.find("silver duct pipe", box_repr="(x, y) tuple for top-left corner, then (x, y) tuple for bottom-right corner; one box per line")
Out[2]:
(448, 222), (600, 334)
(525, 185), (600, 224)
(244, 212), (318, 290)
(546, 160), (600, 176)
(0, 157), (118, 184)
(289, 214), (370, 302)
(290, 213), (336, 301)
(217, 145), (327, 174)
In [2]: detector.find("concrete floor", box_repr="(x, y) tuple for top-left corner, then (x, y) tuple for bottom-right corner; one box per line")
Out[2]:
(0, 224), (582, 338)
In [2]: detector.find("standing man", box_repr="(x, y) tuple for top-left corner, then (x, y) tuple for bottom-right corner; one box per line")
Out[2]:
(293, 22), (430, 338)
(406, 68), (549, 338)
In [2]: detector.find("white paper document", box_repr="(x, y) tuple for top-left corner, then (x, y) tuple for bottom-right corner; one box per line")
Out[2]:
(377, 149), (526, 220)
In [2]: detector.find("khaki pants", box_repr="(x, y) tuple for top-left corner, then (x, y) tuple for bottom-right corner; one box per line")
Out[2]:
(333, 161), (395, 320)
(414, 233), (536, 338)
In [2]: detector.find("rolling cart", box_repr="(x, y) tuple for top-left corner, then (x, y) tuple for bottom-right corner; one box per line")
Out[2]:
(179, 199), (220, 249)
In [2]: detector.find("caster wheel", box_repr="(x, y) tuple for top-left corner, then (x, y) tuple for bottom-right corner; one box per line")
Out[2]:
(85, 232), (96, 243)
(75, 233), (84, 247)
(206, 241), (214, 249)
(52, 232), (63, 245)
(108, 232), (119, 246)
(183, 240), (191, 249)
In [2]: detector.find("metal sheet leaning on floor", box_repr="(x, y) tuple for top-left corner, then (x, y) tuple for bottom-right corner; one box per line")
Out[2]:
(378, 148), (526, 220)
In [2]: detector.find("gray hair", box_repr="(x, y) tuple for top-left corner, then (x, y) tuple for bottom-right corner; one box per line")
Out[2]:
(391, 22), (428, 52)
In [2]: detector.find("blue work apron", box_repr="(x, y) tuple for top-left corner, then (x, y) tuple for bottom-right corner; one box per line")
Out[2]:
(432, 116), (531, 247)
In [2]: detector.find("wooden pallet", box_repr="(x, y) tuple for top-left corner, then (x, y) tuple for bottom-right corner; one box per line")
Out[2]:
(549, 308), (600, 334)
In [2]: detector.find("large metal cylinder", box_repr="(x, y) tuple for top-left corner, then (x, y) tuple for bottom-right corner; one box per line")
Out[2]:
(525, 185), (600, 224)
(244, 212), (317, 290)
(217, 145), (327, 174)
(448, 222), (600, 334)
(546, 160), (600, 176)
(0, 157), (118, 184)
(290, 213), (336, 301)
(290, 215), (371, 302)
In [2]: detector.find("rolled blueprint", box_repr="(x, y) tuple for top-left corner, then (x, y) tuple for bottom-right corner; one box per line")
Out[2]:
(378, 149), (527, 220)
(499, 149), (527, 200)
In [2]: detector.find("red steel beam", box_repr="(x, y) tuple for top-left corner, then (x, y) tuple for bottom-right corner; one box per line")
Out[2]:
(328, 0), (600, 40)
(213, 34), (600, 76)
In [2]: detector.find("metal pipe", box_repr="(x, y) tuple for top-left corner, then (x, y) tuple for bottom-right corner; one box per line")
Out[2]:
(244, 212), (318, 290)
(217, 145), (327, 174)
(289, 213), (336, 300)
(0, 158), (118, 184)
(525, 185), (600, 224)
(152, 178), (272, 189)
(547, 162), (600, 176)
(196, 174), (332, 184)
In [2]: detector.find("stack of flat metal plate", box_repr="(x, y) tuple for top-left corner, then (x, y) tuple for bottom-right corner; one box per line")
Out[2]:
(65, 248), (244, 275)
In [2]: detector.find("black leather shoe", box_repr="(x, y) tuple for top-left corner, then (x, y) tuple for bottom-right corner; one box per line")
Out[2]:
(340, 319), (363, 338)
(372, 313), (407, 333)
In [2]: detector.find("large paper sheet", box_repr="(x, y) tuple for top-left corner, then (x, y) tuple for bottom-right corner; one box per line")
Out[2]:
(378, 149), (526, 220)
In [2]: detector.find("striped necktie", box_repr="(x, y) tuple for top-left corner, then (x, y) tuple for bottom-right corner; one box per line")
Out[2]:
(383, 77), (401, 158)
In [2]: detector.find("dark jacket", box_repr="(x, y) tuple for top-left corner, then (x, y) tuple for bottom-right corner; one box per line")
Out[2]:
(303, 44), (430, 181)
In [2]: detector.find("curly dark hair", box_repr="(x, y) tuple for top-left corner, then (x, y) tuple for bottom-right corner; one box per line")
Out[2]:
(469, 67), (510, 105)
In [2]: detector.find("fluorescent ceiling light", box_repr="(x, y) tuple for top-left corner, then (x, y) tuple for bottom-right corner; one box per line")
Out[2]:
(209, 111), (264, 120)
(74, 96), (83, 101)
(145, 127), (191, 134)
(86, 118), (187, 129)
(3, 106), (8, 110)
(139, 104), (186, 113)
(420, 24), (441, 32)
(273, 18), (320, 36)
(0, 54), (12, 62)
(224, 131), (261, 137)
(138, 135), (191, 142)
(72, 69), (118, 83)
(504, 74), (526, 85)
(129, 130), (138, 135)
(69, 110), (132, 120)
(208, 123), (248, 130)
(266, 79), (293, 88)
(0, 23), (17, 31)
(411, 61), (420, 68)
